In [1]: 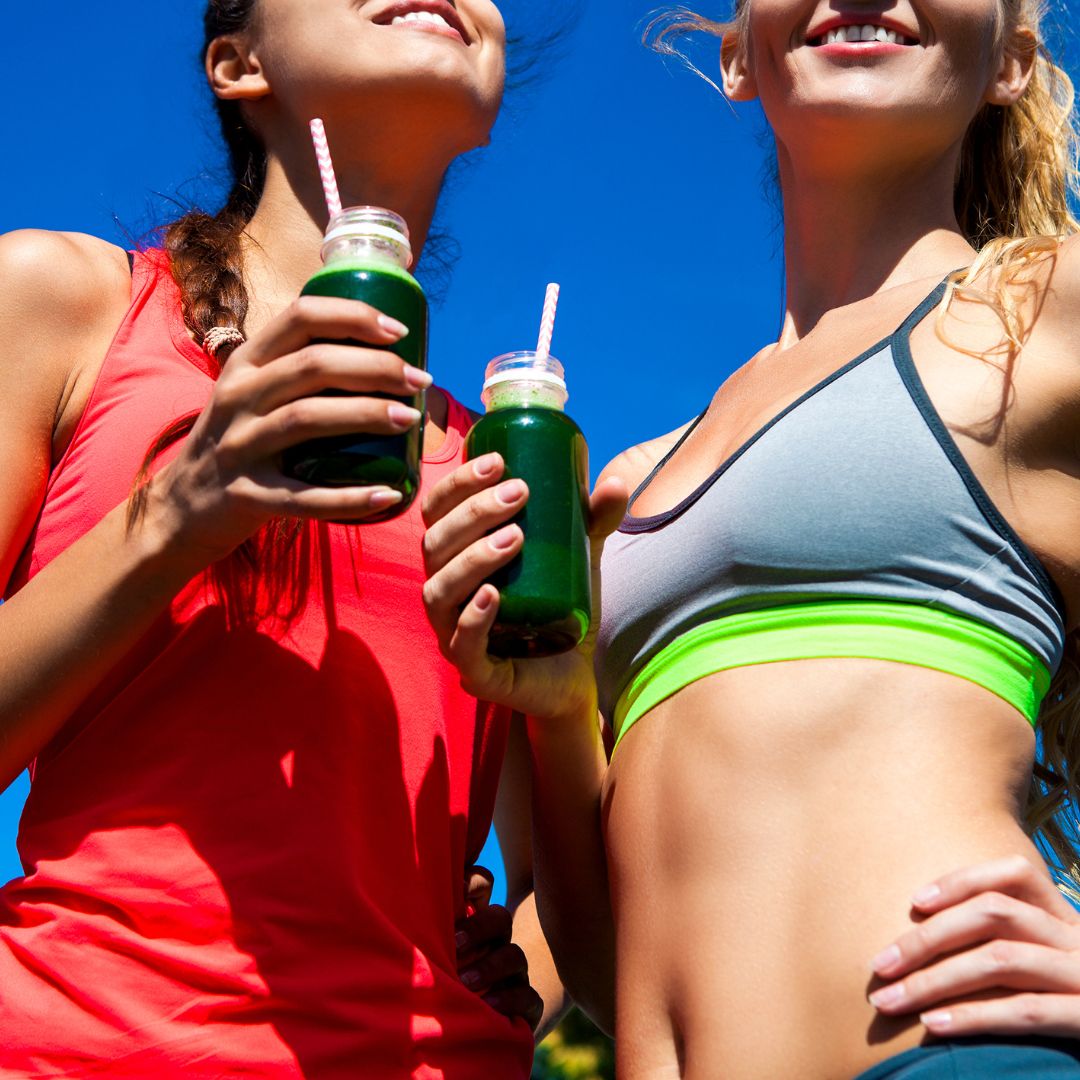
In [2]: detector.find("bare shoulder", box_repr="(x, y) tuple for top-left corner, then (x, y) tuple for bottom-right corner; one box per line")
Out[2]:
(1046, 234), (1080, 317)
(1028, 235), (1080, 332)
(597, 421), (695, 493)
(0, 230), (132, 419)
(0, 230), (131, 322)
(0, 230), (132, 468)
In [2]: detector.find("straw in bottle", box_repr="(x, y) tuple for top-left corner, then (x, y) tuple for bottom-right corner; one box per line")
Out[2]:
(309, 118), (343, 222)
(536, 283), (561, 362)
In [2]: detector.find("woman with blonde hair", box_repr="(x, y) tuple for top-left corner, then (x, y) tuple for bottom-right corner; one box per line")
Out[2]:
(422, 0), (1080, 1075)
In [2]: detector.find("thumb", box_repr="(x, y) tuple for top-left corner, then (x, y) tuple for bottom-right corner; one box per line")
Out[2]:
(588, 475), (630, 541)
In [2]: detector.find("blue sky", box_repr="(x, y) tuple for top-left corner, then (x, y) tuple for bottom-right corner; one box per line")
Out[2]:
(0, 3), (1077, 893)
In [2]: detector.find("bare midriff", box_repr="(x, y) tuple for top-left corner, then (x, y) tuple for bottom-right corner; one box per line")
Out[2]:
(602, 656), (1039, 1080)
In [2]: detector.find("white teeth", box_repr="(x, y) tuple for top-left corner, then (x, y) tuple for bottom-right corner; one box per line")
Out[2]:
(820, 24), (911, 45)
(391, 10), (452, 30)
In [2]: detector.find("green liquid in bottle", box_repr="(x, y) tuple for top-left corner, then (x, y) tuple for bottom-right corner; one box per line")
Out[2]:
(466, 406), (591, 658)
(281, 259), (429, 521)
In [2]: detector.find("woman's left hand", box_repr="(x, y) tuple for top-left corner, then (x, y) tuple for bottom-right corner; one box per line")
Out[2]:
(456, 867), (544, 1031)
(869, 855), (1080, 1037)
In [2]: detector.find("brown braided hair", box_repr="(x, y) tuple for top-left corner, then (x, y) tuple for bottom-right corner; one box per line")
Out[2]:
(169, 0), (264, 357)
(130, 0), (263, 523)
(130, 0), (314, 623)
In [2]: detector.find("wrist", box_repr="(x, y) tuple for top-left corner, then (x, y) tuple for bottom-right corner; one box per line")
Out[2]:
(524, 685), (600, 738)
(127, 476), (224, 584)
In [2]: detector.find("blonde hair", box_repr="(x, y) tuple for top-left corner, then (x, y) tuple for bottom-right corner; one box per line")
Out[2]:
(649, 2), (1080, 884)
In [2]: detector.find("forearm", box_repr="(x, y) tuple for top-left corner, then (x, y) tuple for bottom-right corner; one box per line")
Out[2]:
(509, 891), (570, 1042)
(526, 705), (615, 1035)
(0, 493), (205, 787)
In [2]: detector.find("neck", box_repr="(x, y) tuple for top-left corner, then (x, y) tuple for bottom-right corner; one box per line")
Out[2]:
(777, 144), (976, 346)
(240, 136), (450, 335)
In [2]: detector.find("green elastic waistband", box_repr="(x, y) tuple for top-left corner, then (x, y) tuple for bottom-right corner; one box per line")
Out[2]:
(613, 601), (1051, 749)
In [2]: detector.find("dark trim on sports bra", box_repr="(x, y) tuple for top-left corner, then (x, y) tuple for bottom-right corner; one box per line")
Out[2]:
(621, 279), (949, 534)
(620, 275), (1066, 620)
(891, 298), (1067, 618)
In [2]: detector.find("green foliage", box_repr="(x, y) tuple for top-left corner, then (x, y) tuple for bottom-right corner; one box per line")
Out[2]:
(531, 1009), (615, 1080)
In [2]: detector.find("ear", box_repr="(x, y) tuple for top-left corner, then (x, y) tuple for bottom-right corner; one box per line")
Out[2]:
(984, 26), (1037, 107)
(206, 35), (271, 103)
(720, 30), (756, 102)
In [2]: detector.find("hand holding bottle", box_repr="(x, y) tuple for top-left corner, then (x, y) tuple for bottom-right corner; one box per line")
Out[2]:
(149, 294), (429, 567)
(420, 452), (627, 723)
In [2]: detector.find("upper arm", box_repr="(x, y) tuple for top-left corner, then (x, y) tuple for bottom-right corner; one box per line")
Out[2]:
(0, 230), (131, 590)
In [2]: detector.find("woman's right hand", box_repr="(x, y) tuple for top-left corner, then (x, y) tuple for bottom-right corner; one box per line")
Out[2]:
(420, 454), (628, 723)
(148, 295), (431, 563)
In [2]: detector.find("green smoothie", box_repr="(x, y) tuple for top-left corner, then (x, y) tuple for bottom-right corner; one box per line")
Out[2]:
(280, 208), (429, 523)
(466, 376), (592, 658)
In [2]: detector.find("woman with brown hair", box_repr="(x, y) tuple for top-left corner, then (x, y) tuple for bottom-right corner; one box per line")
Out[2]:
(0, 0), (564, 1074)
(421, 0), (1080, 1075)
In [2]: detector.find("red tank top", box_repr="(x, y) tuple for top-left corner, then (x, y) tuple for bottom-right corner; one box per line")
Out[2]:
(0, 250), (532, 1078)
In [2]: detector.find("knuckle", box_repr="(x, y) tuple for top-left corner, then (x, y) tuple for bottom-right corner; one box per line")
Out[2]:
(215, 430), (246, 470)
(980, 892), (1017, 925)
(987, 940), (1017, 970)
(459, 673), (482, 698)
(1015, 992), (1048, 1026)
(284, 398), (319, 432)
(1005, 854), (1035, 883)
(909, 925), (935, 956)
(466, 497), (488, 527)
(212, 376), (244, 415)
(289, 295), (322, 327)
(421, 579), (441, 611)
(292, 344), (327, 379)
(420, 530), (437, 565)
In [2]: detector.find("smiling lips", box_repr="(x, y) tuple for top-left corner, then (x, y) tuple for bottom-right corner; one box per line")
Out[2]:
(379, 3), (469, 45)
(812, 24), (917, 46)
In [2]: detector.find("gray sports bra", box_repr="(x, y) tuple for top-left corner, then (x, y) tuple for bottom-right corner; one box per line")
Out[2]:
(595, 281), (1066, 745)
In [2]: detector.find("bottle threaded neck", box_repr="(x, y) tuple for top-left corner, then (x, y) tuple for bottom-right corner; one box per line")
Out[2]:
(322, 207), (413, 270)
(482, 351), (568, 412)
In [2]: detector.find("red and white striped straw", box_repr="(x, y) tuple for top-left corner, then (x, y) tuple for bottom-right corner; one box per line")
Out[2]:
(536, 283), (561, 361)
(309, 118), (343, 223)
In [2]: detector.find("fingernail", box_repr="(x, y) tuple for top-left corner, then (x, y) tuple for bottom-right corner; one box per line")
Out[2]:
(388, 403), (423, 428)
(921, 1010), (952, 1032)
(461, 969), (481, 988)
(912, 884), (942, 906)
(490, 525), (520, 552)
(378, 314), (410, 338)
(405, 365), (433, 390)
(370, 489), (404, 509)
(871, 945), (902, 975)
(474, 588), (496, 612)
(473, 454), (501, 479)
(869, 984), (905, 1009)
(496, 480), (527, 506)
(455, 931), (469, 949)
